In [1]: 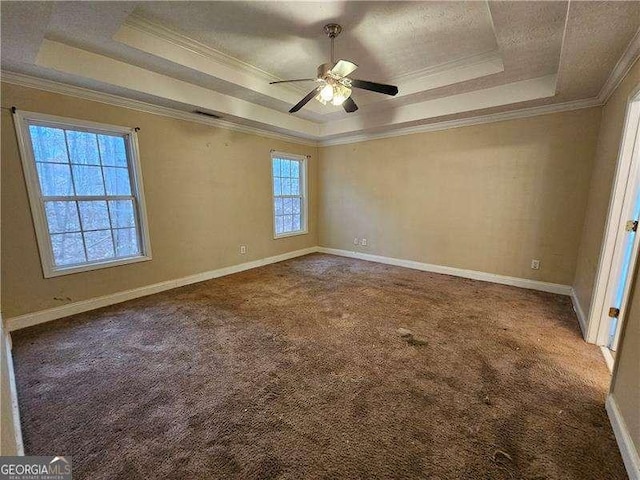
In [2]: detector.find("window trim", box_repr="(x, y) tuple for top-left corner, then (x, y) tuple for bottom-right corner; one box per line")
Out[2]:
(12, 109), (152, 278)
(270, 150), (308, 239)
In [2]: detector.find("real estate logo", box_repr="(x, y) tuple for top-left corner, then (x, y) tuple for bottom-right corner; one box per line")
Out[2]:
(0, 456), (72, 480)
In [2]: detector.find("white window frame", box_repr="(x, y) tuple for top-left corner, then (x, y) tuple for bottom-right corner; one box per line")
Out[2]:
(270, 151), (308, 239)
(13, 109), (152, 278)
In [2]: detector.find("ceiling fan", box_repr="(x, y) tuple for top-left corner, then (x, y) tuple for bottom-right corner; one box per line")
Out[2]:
(270, 24), (399, 114)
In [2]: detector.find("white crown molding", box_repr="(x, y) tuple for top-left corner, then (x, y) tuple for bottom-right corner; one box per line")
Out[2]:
(319, 96), (601, 147)
(118, 15), (325, 115)
(2, 70), (605, 148)
(0, 71), (319, 147)
(599, 27), (640, 104)
(118, 16), (507, 117)
(124, 14), (278, 82)
(394, 50), (503, 84)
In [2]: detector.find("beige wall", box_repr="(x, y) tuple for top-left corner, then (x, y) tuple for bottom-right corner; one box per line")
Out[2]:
(319, 108), (601, 285)
(1, 83), (318, 318)
(611, 267), (640, 462)
(573, 60), (640, 314)
(570, 60), (640, 470)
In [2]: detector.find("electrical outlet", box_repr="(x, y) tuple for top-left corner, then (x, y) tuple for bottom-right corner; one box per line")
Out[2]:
(361, 238), (368, 247)
(531, 259), (540, 270)
(240, 245), (247, 255)
(353, 237), (359, 245)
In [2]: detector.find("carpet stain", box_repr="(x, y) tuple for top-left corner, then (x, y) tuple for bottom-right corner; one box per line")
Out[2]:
(11, 254), (626, 480)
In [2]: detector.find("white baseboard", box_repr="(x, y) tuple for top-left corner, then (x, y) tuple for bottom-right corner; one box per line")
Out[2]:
(600, 346), (615, 373)
(6, 247), (317, 332)
(570, 288), (589, 337)
(317, 247), (572, 295)
(1, 319), (24, 455)
(6, 246), (574, 331)
(607, 394), (640, 480)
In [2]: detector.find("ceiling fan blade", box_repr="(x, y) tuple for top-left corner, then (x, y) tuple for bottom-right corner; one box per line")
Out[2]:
(269, 79), (316, 84)
(350, 79), (398, 96)
(343, 97), (358, 113)
(289, 87), (320, 113)
(330, 60), (358, 78)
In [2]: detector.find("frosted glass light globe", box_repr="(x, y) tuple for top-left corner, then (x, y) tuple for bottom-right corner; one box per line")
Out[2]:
(320, 84), (334, 101)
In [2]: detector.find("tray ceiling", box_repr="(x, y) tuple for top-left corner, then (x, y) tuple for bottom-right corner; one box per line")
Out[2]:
(1, 1), (639, 144)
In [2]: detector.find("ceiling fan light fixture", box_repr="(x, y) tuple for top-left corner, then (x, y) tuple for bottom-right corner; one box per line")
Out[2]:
(331, 84), (352, 106)
(319, 83), (334, 102)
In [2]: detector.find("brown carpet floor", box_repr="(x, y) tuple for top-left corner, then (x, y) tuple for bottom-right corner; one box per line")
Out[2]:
(12, 254), (626, 480)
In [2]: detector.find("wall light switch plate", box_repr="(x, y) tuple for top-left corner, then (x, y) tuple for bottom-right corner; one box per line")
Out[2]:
(240, 245), (247, 255)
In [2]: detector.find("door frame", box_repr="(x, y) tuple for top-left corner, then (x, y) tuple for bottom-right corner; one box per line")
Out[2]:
(587, 84), (640, 346)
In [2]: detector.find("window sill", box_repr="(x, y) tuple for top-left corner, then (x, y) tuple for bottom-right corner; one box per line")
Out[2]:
(43, 254), (152, 278)
(273, 230), (308, 240)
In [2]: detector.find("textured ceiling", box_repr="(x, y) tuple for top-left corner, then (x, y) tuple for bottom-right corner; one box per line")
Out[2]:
(133, 1), (499, 81)
(1, 1), (639, 142)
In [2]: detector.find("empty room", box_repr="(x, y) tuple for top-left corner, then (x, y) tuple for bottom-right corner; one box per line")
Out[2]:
(1, 1), (640, 479)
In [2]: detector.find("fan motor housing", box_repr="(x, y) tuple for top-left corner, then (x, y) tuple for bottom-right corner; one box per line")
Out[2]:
(317, 63), (333, 80)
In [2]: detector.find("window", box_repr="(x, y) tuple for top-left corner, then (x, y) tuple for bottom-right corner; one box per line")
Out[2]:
(13, 110), (151, 277)
(271, 151), (308, 238)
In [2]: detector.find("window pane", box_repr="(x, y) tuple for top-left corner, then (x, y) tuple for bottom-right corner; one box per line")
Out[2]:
(284, 215), (293, 232)
(45, 201), (80, 234)
(274, 198), (284, 216)
(66, 130), (100, 165)
(292, 198), (301, 214)
(29, 126), (68, 163)
(98, 135), (127, 167)
(84, 230), (115, 261)
(72, 165), (105, 196)
(273, 177), (281, 196)
(291, 178), (300, 195)
(272, 158), (281, 177)
(281, 178), (291, 195)
(78, 201), (110, 230)
(114, 228), (140, 257)
(109, 200), (135, 228)
(51, 232), (85, 266)
(275, 216), (284, 235)
(281, 160), (291, 177)
(36, 163), (74, 196)
(290, 161), (300, 178)
(104, 167), (131, 195)
(283, 198), (293, 214)
(293, 214), (301, 231)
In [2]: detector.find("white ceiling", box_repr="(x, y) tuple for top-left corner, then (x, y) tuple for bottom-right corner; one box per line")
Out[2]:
(1, 1), (639, 144)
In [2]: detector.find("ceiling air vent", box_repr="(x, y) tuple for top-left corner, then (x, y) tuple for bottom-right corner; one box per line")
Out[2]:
(193, 110), (222, 119)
